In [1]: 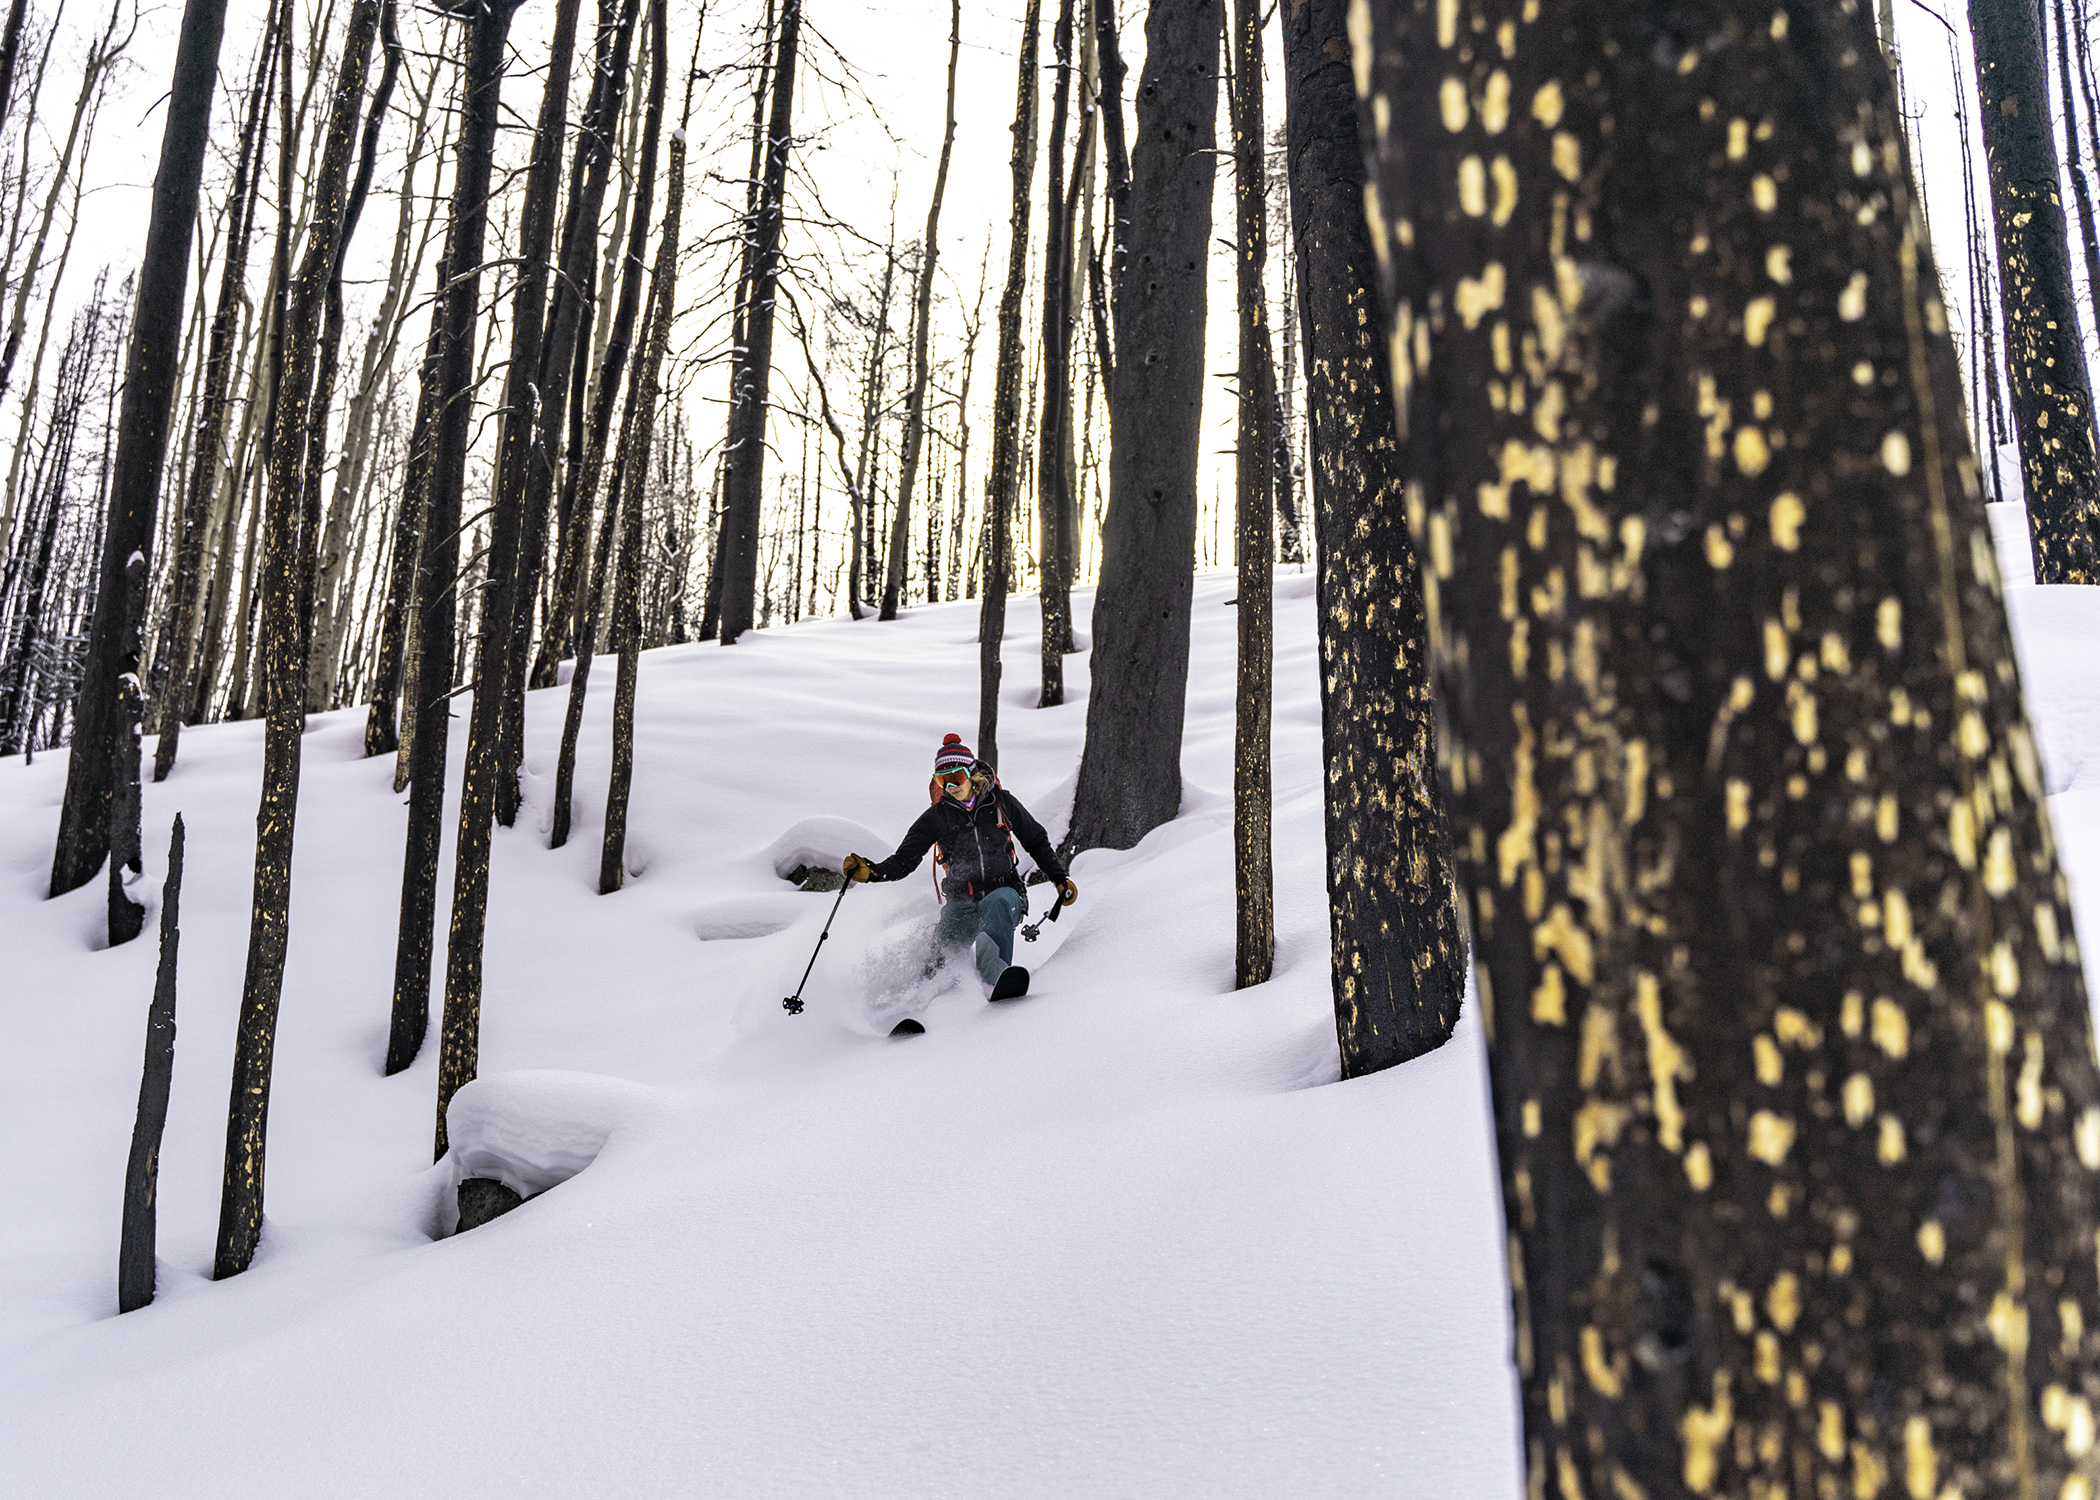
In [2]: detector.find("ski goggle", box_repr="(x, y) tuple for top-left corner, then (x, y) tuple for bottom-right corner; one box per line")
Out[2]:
(934, 767), (971, 789)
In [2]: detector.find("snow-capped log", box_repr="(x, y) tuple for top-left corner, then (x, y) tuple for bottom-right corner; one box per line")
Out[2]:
(762, 816), (886, 884)
(439, 1071), (674, 1237)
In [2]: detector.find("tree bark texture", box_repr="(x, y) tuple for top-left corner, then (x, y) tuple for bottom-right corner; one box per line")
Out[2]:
(151, 7), (279, 783)
(108, 551), (146, 946)
(716, 0), (801, 645)
(599, 111), (681, 896)
(119, 814), (183, 1314)
(1354, 2), (2100, 1495)
(1970, 0), (2100, 583)
(389, 0), (516, 1092)
(1229, 0), (1271, 991)
(549, 0), (666, 851)
(215, 0), (378, 1280)
(1034, 0), (1079, 705)
(976, 0), (1043, 771)
(49, 0), (228, 898)
(1062, 0), (1220, 853)
(1282, 0), (1466, 1071)
(878, 0), (962, 624)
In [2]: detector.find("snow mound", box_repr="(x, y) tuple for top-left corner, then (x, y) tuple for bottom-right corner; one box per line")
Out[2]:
(440, 1071), (676, 1234)
(692, 893), (810, 941)
(762, 814), (885, 881)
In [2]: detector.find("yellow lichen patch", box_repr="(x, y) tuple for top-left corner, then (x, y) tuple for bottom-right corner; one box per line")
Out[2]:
(1727, 779), (1751, 834)
(1840, 271), (1869, 321)
(1705, 524), (1734, 570)
(1682, 1373), (1733, 1494)
(1879, 1114), (1907, 1163)
(1768, 1271), (1802, 1332)
(1522, 1098), (1541, 1137)
(1851, 852), (1875, 899)
(1844, 1072), (1875, 1126)
(1767, 244), (1793, 283)
(1624, 740), (1649, 826)
(1770, 492), (1805, 549)
(1884, 889), (1913, 948)
(1735, 426), (1772, 476)
(1820, 1402), (1847, 1461)
(1754, 1034), (1784, 1085)
(1745, 296), (1776, 346)
(1958, 710), (1990, 760)
(1852, 1443), (1887, 1499)
(1751, 173), (1776, 211)
(1871, 996), (1910, 1058)
(1772, 7), (1788, 36)
(1918, 1219), (1946, 1264)
(1877, 596), (1902, 651)
(1842, 990), (1865, 1036)
(1989, 996), (2017, 1055)
(1765, 619), (1789, 680)
(1774, 1007), (1821, 1048)
(1754, 1329), (1781, 1383)
(1457, 261), (1507, 329)
(1459, 155), (1487, 216)
(1483, 69), (1510, 132)
(1847, 747), (1870, 781)
(1904, 1417), (1937, 1500)
(2063, 1299), (2086, 1355)
(1573, 1098), (1629, 1189)
(1950, 800), (1977, 869)
(1983, 827), (2015, 896)
(1580, 1325), (1623, 1396)
(1534, 903), (1595, 984)
(2077, 1108), (2100, 1169)
(1747, 1110), (1796, 1166)
(1877, 793), (1900, 843)
(1440, 76), (1469, 131)
(1727, 118), (1749, 159)
(1532, 78), (1563, 128)
(1490, 155), (1518, 226)
(2018, 1032), (2046, 1130)
(1791, 684), (1818, 745)
(1685, 1140), (1713, 1189)
(1533, 963), (1567, 1026)
(1553, 131), (1580, 181)
(1988, 1291), (2030, 1356)
(1579, 1000), (1620, 1088)
(1636, 972), (1690, 1151)
(1882, 430), (1912, 476)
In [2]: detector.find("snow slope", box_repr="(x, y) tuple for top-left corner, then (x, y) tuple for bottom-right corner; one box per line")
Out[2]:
(0, 572), (1520, 1498)
(7, 540), (2100, 1497)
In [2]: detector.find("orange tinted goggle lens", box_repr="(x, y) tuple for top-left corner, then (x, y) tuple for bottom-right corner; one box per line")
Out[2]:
(935, 768), (969, 786)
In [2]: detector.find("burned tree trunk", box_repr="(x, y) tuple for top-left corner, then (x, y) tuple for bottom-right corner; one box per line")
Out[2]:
(716, 0), (801, 645)
(1062, 0), (1220, 851)
(1970, 0), (2100, 581)
(108, 551), (146, 946)
(975, 0), (1043, 770)
(215, 0), (379, 1280)
(1229, 0), (1270, 990)
(119, 814), (183, 1314)
(1355, 0), (2100, 1493)
(1033, 0), (1078, 706)
(877, 0), (962, 624)
(386, 0), (518, 1090)
(1281, 0), (1465, 1069)
(599, 108), (682, 896)
(49, 0), (229, 898)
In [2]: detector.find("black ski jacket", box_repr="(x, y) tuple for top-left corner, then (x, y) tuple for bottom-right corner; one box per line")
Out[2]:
(868, 788), (1067, 900)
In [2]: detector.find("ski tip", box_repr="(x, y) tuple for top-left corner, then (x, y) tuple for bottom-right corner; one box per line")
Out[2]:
(889, 1018), (927, 1037)
(987, 966), (1030, 1003)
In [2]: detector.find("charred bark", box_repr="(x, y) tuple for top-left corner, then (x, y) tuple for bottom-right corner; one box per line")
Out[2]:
(118, 814), (183, 1314)
(1229, 0), (1270, 990)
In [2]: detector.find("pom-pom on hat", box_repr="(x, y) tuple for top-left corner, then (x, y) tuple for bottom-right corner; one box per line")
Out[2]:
(933, 733), (974, 774)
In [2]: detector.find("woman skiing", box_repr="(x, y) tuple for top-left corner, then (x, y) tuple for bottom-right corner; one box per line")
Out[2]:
(842, 734), (1077, 1001)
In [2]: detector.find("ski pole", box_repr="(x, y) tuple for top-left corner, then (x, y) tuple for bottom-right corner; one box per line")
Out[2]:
(782, 881), (851, 1015)
(1020, 896), (1063, 943)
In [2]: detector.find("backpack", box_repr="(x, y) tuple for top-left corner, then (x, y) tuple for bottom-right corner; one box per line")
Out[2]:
(928, 763), (1017, 903)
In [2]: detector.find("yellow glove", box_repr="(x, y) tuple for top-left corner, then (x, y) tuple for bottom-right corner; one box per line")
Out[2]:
(1056, 877), (1078, 907)
(843, 853), (874, 883)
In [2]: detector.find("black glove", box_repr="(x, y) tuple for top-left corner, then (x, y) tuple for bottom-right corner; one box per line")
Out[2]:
(843, 853), (874, 883)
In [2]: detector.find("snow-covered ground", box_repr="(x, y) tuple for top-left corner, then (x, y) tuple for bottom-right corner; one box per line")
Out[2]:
(4, 528), (2098, 1497)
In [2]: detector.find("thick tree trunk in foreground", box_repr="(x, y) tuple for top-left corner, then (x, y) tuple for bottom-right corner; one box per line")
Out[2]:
(716, 0), (801, 645)
(49, 0), (228, 898)
(1062, 0), (1220, 853)
(1228, 0), (1270, 990)
(598, 109), (681, 896)
(119, 815), (183, 1314)
(975, 0), (1043, 771)
(216, 0), (378, 1279)
(878, 0), (962, 624)
(1282, 0), (1465, 1069)
(1970, 0), (2100, 583)
(1355, 2), (2100, 1493)
(388, 0), (517, 1090)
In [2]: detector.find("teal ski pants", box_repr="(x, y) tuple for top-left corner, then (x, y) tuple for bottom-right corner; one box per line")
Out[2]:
(937, 886), (1026, 985)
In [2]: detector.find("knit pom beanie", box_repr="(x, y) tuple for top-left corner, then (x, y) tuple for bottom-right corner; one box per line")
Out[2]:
(933, 733), (974, 775)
